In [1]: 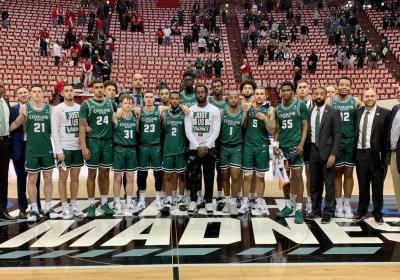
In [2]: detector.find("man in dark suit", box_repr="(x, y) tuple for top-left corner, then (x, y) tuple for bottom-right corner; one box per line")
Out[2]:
(10, 87), (41, 218)
(387, 88), (400, 224)
(306, 86), (341, 224)
(354, 89), (390, 224)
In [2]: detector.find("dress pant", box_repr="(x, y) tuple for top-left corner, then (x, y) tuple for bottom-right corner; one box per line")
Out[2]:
(0, 137), (10, 212)
(187, 148), (216, 203)
(309, 144), (335, 216)
(355, 149), (385, 218)
(390, 151), (400, 211)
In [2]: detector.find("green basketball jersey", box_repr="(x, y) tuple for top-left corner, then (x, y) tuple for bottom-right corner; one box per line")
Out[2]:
(25, 102), (53, 157)
(244, 106), (270, 147)
(79, 98), (114, 139)
(180, 90), (197, 107)
(220, 108), (245, 145)
(139, 106), (161, 145)
(113, 114), (137, 146)
(208, 96), (227, 110)
(331, 96), (356, 138)
(163, 109), (185, 156)
(276, 99), (308, 148)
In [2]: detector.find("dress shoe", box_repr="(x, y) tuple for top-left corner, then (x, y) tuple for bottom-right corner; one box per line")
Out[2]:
(374, 216), (384, 225)
(0, 211), (16, 221)
(321, 214), (332, 224)
(18, 210), (28, 219)
(305, 212), (321, 221)
(353, 212), (367, 222)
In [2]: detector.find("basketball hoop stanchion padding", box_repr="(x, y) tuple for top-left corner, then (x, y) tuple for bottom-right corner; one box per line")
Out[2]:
(157, 0), (179, 8)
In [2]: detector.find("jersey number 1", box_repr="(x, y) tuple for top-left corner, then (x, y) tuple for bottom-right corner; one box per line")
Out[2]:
(33, 123), (45, 133)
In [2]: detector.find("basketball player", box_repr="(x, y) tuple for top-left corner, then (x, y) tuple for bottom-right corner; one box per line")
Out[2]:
(104, 80), (118, 107)
(160, 91), (186, 214)
(275, 81), (308, 224)
(180, 72), (197, 107)
(240, 80), (256, 106)
(159, 85), (171, 106)
(296, 80), (313, 213)
(51, 84), (84, 219)
(219, 92), (246, 216)
(240, 87), (276, 215)
(112, 94), (138, 213)
(208, 79), (227, 210)
(79, 80), (115, 218)
(327, 76), (363, 218)
(11, 84), (58, 222)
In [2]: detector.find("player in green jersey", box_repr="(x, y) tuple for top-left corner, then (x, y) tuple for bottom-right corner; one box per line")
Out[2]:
(159, 84), (171, 106)
(327, 76), (363, 218)
(112, 94), (138, 214)
(219, 92), (246, 216)
(79, 80), (115, 218)
(104, 80), (119, 110)
(180, 72), (197, 107)
(160, 91), (186, 215)
(240, 87), (276, 215)
(275, 81), (308, 224)
(11, 84), (58, 222)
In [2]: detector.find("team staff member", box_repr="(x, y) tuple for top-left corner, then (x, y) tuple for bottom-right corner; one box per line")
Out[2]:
(354, 89), (390, 224)
(79, 80), (115, 218)
(185, 85), (221, 215)
(275, 81), (308, 224)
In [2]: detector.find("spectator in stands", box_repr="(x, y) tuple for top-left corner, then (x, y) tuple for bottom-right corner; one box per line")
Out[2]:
(240, 59), (252, 81)
(130, 13), (137, 32)
(213, 34), (221, 53)
(185, 60), (195, 74)
(295, 12), (301, 26)
(294, 67), (302, 89)
(267, 42), (276, 61)
(307, 50), (318, 73)
(257, 43), (266, 65)
(300, 24), (309, 41)
(313, 10), (320, 26)
(105, 44), (113, 65)
(323, 16), (331, 35)
(294, 54), (302, 72)
(53, 40), (62, 66)
(357, 48), (366, 69)
(177, 9), (184, 26)
(276, 49), (285, 61)
(156, 28), (164, 45)
(191, 22), (200, 42)
(83, 59), (93, 91)
(183, 33), (192, 53)
(172, 25), (181, 36)
(283, 46), (292, 60)
(205, 57), (213, 78)
(290, 26), (298, 42)
(80, 38), (91, 59)
(198, 37), (207, 53)
(70, 45), (80, 67)
(213, 56), (223, 78)
(279, 32), (288, 49)
(221, 10), (227, 24)
(269, 29), (278, 46)
(367, 49), (379, 68)
(39, 29), (49, 56)
(199, 26), (208, 41)
(380, 33), (389, 58)
(163, 25), (171, 45)
(78, 9), (86, 25)
(51, 9), (58, 26)
(88, 12), (95, 34)
(194, 57), (204, 78)
(241, 32), (249, 54)
(96, 17), (103, 34)
(250, 27), (259, 49)
(348, 53), (357, 69)
(58, 6), (65, 25)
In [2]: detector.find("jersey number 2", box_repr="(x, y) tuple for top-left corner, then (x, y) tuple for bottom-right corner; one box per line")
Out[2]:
(33, 123), (45, 133)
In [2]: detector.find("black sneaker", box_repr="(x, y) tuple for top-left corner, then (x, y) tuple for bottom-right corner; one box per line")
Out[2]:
(216, 198), (225, 211)
(197, 201), (206, 209)
(161, 203), (172, 216)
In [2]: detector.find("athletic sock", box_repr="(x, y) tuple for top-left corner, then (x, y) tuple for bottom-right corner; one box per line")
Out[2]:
(45, 202), (52, 212)
(285, 199), (292, 208)
(225, 196), (231, 202)
(217, 191), (223, 198)
(155, 191), (162, 201)
(126, 196), (133, 204)
(61, 202), (68, 208)
(178, 194), (184, 201)
(296, 203), (302, 211)
(307, 197), (311, 204)
(100, 195), (108, 205)
(249, 192), (255, 199)
(336, 197), (343, 207)
(139, 191), (146, 202)
(343, 197), (351, 207)
(230, 197), (237, 206)
(31, 203), (38, 213)
(243, 197), (249, 205)
(184, 190), (190, 197)
(88, 197), (96, 206)
(172, 190), (177, 199)
(290, 194), (297, 208)
(166, 196), (173, 203)
(70, 200), (77, 207)
(114, 197), (120, 204)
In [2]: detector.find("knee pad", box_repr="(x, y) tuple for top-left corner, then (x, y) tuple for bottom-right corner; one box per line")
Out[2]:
(243, 170), (253, 176)
(256, 171), (265, 178)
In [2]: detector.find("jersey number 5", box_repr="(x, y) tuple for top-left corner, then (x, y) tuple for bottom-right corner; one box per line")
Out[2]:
(281, 119), (293, 129)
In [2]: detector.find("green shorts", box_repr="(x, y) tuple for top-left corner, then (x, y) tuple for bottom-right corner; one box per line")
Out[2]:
(219, 144), (242, 170)
(281, 146), (303, 169)
(25, 155), (55, 173)
(63, 149), (84, 169)
(113, 146), (138, 173)
(86, 138), (113, 169)
(138, 145), (162, 171)
(242, 144), (270, 172)
(162, 154), (186, 173)
(334, 138), (355, 167)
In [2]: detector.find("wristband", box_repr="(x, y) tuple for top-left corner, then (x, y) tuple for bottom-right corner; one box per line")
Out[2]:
(272, 141), (279, 148)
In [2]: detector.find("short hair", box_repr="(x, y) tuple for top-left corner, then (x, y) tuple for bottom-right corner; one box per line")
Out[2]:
(280, 81), (295, 91)
(144, 90), (154, 96)
(315, 86), (327, 94)
(240, 80), (257, 92)
(195, 84), (208, 94)
(104, 80), (118, 91)
(211, 78), (224, 87)
(158, 83), (170, 92)
(0, 85), (5, 95)
(296, 80), (309, 88)
(183, 71), (195, 79)
(170, 91), (180, 98)
(119, 93), (133, 103)
(92, 79), (104, 86)
(30, 84), (43, 90)
(14, 86), (28, 95)
(337, 76), (352, 86)
(255, 86), (267, 94)
(61, 83), (74, 92)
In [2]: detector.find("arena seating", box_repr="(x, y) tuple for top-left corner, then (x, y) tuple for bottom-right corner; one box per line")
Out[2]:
(236, 3), (399, 99)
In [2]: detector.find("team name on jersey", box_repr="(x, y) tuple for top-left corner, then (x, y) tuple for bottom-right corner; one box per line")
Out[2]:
(223, 118), (241, 126)
(28, 114), (49, 121)
(93, 108), (112, 114)
(334, 104), (353, 111)
(119, 122), (136, 129)
(166, 119), (184, 126)
(278, 111), (296, 119)
(142, 116), (158, 123)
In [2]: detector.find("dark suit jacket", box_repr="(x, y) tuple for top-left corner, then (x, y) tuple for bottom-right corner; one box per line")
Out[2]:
(355, 106), (390, 169)
(388, 103), (400, 172)
(307, 104), (341, 161)
(9, 103), (25, 160)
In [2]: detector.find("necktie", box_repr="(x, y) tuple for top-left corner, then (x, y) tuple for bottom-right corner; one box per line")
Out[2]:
(315, 108), (320, 144)
(361, 111), (370, 149)
(0, 100), (6, 136)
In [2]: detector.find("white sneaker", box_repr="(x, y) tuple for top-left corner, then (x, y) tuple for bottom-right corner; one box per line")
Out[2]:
(155, 199), (164, 210)
(132, 200), (146, 214)
(343, 205), (354, 218)
(238, 202), (249, 215)
(256, 198), (269, 215)
(113, 202), (123, 214)
(335, 207), (344, 218)
(188, 201), (197, 214)
(205, 203), (213, 214)
(222, 203), (230, 213)
(70, 205), (84, 217)
(61, 205), (73, 219)
(184, 194), (191, 206)
(124, 203), (136, 213)
(250, 198), (257, 209)
(45, 209), (60, 219)
(306, 199), (312, 214)
(230, 204), (239, 216)
(27, 211), (40, 222)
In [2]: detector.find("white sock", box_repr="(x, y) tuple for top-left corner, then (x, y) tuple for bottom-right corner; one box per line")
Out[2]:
(45, 202), (52, 211)
(31, 203), (38, 212)
(336, 197), (343, 208)
(243, 197), (249, 205)
(114, 197), (120, 204)
(139, 191), (146, 201)
(126, 196), (132, 204)
(285, 199), (292, 208)
(296, 203), (302, 211)
(61, 202), (68, 207)
(307, 197), (311, 204)
(167, 196), (173, 203)
(172, 190), (177, 199)
(161, 191), (166, 198)
(217, 191), (223, 198)
(184, 190), (190, 197)
(249, 192), (255, 199)
(178, 194), (184, 201)
(225, 196), (231, 202)
(290, 194), (297, 207)
(230, 197), (237, 206)
(156, 191), (162, 200)
(100, 195), (108, 205)
(70, 200), (77, 207)
(88, 197), (96, 206)
(344, 197), (351, 207)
